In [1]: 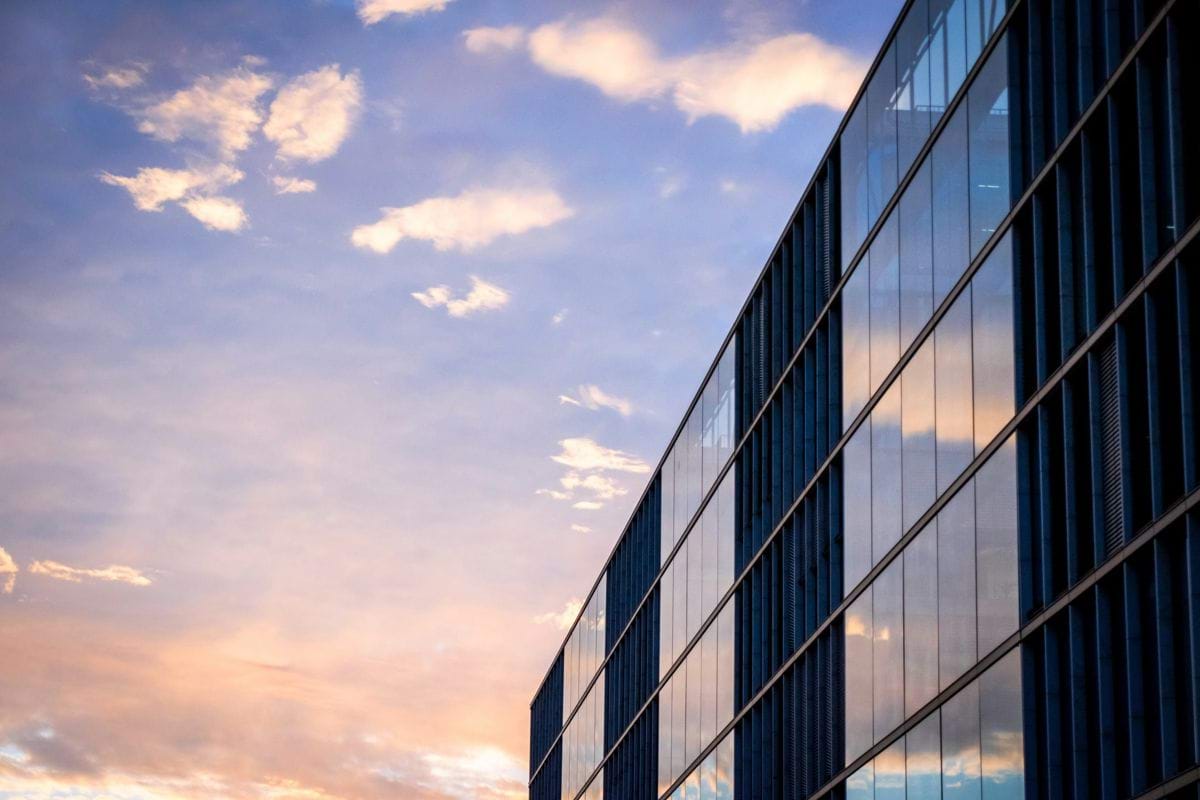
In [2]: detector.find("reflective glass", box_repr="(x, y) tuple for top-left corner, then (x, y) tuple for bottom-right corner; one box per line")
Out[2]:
(844, 421), (873, 591)
(870, 213), (901, 394)
(900, 160), (934, 352)
(906, 712), (942, 799)
(874, 559), (905, 740)
(867, 42), (899, 226)
(905, 523), (940, 715)
(845, 587), (874, 763)
(942, 680), (982, 800)
(660, 566), (675, 678)
(896, 0), (933, 173)
(716, 736), (734, 800)
(700, 751), (717, 800)
(702, 505), (719, 621)
(847, 761), (875, 800)
(674, 548), (688, 669)
(872, 382), (903, 561)
(971, 232), (1014, 451)
(718, 471), (735, 591)
(841, 101), (870, 271)
(662, 451), (676, 564)
(673, 667), (687, 778)
(688, 410), (702, 526)
(685, 770), (701, 800)
(843, 264), (872, 426)
(659, 687), (673, 794)
(980, 647), (1025, 800)
(702, 375), (719, 488)
(938, 484), (977, 689)
(931, 0), (969, 107)
(936, 292), (974, 497)
(932, 105), (970, 306)
(902, 338), (937, 531)
(674, 443), (687, 551)
(686, 650), (701, 764)
(876, 738), (907, 800)
(700, 625), (716, 747)
(716, 602), (735, 731)
(975, 436), (1018, 655)
(966, 0), (1006, 78)
(687, 534), (702, 643)
(967, 37), (1010, 256)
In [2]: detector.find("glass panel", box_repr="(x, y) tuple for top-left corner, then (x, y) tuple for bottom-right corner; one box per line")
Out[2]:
(686, 646), (701, 763)
(843, 264), (872, 426)
(867, 42), (899, 226)
(661, 566), (675, 678)
(905, 523), (939, 716)
(936, 291), (974, 496)
(673, 667), (687, 779)
(700, 751), (717, 800)
(845, 587), (874, 763)
(968, 36), (1010, 256)
(716, 736), (734, 800)
(900, 160), (934, 352)
(703, 504), (719, 622)
(874, 559), (905, 740)
(966, 0), (1005, 74)
(687, 534), (702, 643)
(717, 344), (736, 466)
(675, 550), (688, 669)
(662, 452), (676, 565)
(700, 625), (716, 746)
(980, 647), (1025, 800)
(906, 712), (943, 799)
(716, 602), (735, 731)
(844, 421), (873, 591)
(971, 232), (1014, 451)
(659, 687), (673, 794)
(932, 104), (970, 306)
(931, 0), (969, 108)
(718, 471), (735, 592)
(896, 0), (933, 173)
(841, 101), (870, 271)
(876, 738), (907, 800)
(942, 680), (982, 800)
(685, 770), (701, 800)
(938, 484), (977, 690)
(872, 381), (903, 561)
(975, 436), (1018, 655)
(688, 410), (703, 526)
(702, 374), (719, 490)
(675, 442), (687, 551)
(902, 338), (937, 532)
(847, 761), (876, 800)
(870, 212), (901, 393)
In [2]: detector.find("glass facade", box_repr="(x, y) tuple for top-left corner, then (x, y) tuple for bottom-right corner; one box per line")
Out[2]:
(563, 577), (607, 719)
(562, 673), (605, 800)
(664, 734), (734, 800)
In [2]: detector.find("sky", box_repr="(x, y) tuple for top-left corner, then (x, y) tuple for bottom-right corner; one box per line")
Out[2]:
(0, 1), (901, 798)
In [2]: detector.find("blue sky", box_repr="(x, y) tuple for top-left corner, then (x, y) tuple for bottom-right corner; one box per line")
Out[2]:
(0, 1), (900, 797)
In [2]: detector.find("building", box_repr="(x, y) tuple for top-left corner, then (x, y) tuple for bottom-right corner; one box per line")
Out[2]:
(529, 0), (1200, 797)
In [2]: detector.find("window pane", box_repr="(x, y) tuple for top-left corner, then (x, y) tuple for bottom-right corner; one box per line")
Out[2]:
(876, 738), (907, 800)
(685, 770), (701, 800)
(872, 382), (903, 561)
(673, 667), (687, 778)
(907, 712), (942, 800)
(936, 292), (974, 496)
(874, 559), (905, 740)
(661, 567), (675, 678)
(905, 523), (939, 715)
(717, 343), (736, 466)
(902, 338), (937, 532)
(675, 442), (687, 551)
(688, 534), (702, 643)
(980, 647), (1025, 800)
(942, 680), (982, 800)
(842, 102), (870, 271)
(971, 232), (1014, 451)
(931, 0), (969, 107)
(718, 471), (735, 592)
(716, 602), (735, 731)
(868, 42), (899, 225)
(896, 0), (933, 173)
(688, 410), (703, 525)
(845, 587), (874, 763)
(932, 104), (970, 306)
(975, 436), (1018, 655)
(674, 548), (688, 668)
(700, 751), (717, 800)
(703, 504), (719, 622)
(662, 452), (676, 565)
(900, 160), (935, 352)
(702, 374), (719, 492)
(966, 0), (1005, 72)
(870, 213), (901, 393)
(686, 641), (701, 763)
(700, 626), (715, 747)
(716, 736), (734, 800)
(844, 420), (873, 591)
(967, 36), (1010, 256)
(847, 762), (876, 800)
(659, 687), (673, 793)
(843, 264), (872, 427)
(939, 484), (977, 689)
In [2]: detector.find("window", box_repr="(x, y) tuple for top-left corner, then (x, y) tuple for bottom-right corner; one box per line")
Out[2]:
(896, 0), (934, 173)
(938, 486), (977, 689)
(974, 435), (1018, 655)
(872, 382), (903, 561)
(907, 713), (942, 799)
(967, 38), (1011, 256)
(868, 42), (900, 227)
(901, 339), (937, 532)
(841, 102), (870, 270)
(844, 420), (873, 591)
(843, 263), (872, 426)
(904, 524), (939, 715)
(900, 160), (935, 352)
(847, 761), (875, 800)
(935, 292), (974, 496)
(979, 648), (1024, 799)
(845, 587), (874, 763)
(941, 680), (982, 800)
(932, 108), (970, 306)
(970, 233), (1014, 451)
(877, 739), (907, 800)
(874, 560), (905, 740)
(869, 213), (901, 393)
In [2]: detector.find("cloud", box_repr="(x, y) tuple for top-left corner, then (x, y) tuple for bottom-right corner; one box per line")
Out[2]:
(351, 187), (573, 253)
(272, 175), (318, 194)
(533, 598), (582, 631)
(179, 196), (248, 232)
(559, 385), (633, 416)
(27, 560), (152, 587)
(356, 0), (453, 25)
(572, 501), (603, 510)
(551, 309), (568, 325)
(263, 65), (363, 163)
(411, 276), (509, 318)
(569, 524), (591, 534)
(135, 65), (274, 156)
(0, 546), (16, 594)
(462, 26), (526, 54)
(560, 472), (626, 500)
(535, 488), (571, 501)
(83, 62), (147, 91)
(520, 17), (866, 132)
(550, 437), (649, 474)
(98, 164), (244, 212)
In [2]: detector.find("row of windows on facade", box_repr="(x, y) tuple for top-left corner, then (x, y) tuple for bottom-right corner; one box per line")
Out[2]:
(658, 601), (735, 795)
(844, 232), (1014, 594)
(844, 646), (1024, 800)
(562, 673), (604, 800)
(563, 576), (606, 722)
(663, 733), (734, 800)
(843, 34), (1011, 430)
(661, 345), (736, 566)
(660, 469), (734, 679)
(845, 435), (1019, 764)
(841, 0), (1007, 269)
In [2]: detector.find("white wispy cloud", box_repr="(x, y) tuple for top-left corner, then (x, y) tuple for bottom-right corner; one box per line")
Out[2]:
(560, 472), (626, 500)
(533, 598), (582, 630)
(351, 186), (573, 253)
(356, 0), (453, 25)
(27, 560), (152, 587)
(551, 437), (649, 474)
(462, 25), (527, 53)
(263, 65), (363, 163)
(272, 175), (317, 194)
(572, 501), (603, 510)
(98, 163), (244, 211)
(570, 524), (591, 534)
(135, 65), (274, 156)
(559, 384), (633, 416)
(515, 17), (867, 132)
(551, 309), (568, 325)
(411, 276), (510, 318)
(0, 546), (17, 595)
(535, 488), (571, 501)
(179, 195), (248, 232)
(83, 62), (148, 91)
